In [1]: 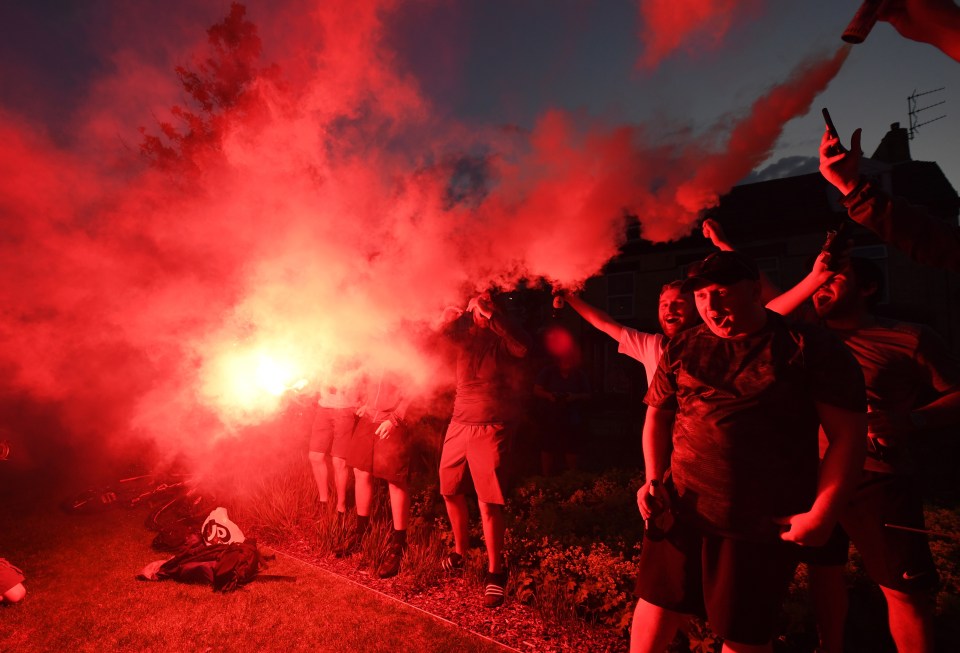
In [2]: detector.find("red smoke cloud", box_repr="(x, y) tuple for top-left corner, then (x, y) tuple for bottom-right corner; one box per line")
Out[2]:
(636, 0), (763, 69)
(0, 1), (849, 474)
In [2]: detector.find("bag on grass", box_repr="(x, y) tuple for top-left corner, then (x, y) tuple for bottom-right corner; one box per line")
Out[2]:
(139, 540), (261, 592)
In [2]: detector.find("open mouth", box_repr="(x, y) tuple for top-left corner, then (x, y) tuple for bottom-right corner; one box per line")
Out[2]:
(710, 315), (732, 330)
(813, 291), (832, 308)
(663, 315), (681, 326)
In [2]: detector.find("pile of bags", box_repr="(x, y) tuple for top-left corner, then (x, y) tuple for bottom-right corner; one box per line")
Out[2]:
(137, 508), (262, 592)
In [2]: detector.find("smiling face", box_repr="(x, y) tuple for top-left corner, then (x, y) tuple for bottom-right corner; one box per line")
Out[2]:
(693, 279), (764, 338)
(658, 286), (698, 339)
(812, 272), (856, 320)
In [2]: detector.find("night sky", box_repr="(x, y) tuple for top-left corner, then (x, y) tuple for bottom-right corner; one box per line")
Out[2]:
(1, 0), (957, 190)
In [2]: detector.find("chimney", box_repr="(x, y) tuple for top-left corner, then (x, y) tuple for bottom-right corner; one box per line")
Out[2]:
(871, 122), (911, 163)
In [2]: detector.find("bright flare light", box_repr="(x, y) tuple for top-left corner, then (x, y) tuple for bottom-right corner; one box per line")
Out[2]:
(254, 354), (300, 396)
(200, 345), (309, 424)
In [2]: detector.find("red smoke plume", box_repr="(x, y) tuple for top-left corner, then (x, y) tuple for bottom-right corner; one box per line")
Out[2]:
(0, 1), (849, 473)
(636, 0), (763, 69)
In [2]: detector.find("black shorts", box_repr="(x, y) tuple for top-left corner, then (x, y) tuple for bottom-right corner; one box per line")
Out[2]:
(835, 471), (938, 593)
(345, 417), (411, 486)
(634, 518), (800, 646)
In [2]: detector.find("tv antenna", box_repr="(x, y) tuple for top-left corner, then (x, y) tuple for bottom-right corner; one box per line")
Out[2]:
(907, 87), (946, 140)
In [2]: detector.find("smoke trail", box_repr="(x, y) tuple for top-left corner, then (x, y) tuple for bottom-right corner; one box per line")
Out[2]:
(674, 46), (851, 217)
(0, 2), (851, 476)
(636, 0), (764, 69)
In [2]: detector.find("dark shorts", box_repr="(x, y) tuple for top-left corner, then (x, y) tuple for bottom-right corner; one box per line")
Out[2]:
(0, 558), (25, 594)
(309, 407), (357, 459)
(797, 523), (850, 567)
(439, 422), (511, 505)
(634, 518), (800, 646)
(820, 471), (939, 593)
(344, 417), (411, 486)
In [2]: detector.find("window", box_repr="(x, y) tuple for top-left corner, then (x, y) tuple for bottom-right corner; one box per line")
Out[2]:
(607, 272), (635, 318)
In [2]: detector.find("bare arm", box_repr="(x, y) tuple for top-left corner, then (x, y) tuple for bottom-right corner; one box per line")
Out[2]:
(637, 406), (676, 520)
(879, 0), (960, 62)
(765, 251), (833, 316)
(562, 292), (624, 341)
(488, 311), (530, 358)
(778, 403), (866, 546)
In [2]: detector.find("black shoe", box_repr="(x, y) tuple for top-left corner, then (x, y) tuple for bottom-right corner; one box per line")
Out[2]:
(376, 542), (406, 579)
(441, 551), (464, 573)
(483, 569), (508, 608)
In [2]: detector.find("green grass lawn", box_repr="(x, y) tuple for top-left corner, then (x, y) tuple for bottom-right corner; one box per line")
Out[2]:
(0, 495), (511, 653)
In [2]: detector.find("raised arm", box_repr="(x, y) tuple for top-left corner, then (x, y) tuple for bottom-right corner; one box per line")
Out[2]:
(765, 250), (834, 316)
(878, 0), (960, 62)
(489, 311), (530, 359)
(562, 292), (624, 341)
(819, 126), (960, 272)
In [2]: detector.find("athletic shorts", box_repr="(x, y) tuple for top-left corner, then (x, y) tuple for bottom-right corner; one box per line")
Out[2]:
(344, 417), (411, 486)
(439, 422), (511, 505)
(309, 407), (357, 459)
(830, 471), (938, 593)
(0, 558), (25, 594)
(634, 518), (800, 646)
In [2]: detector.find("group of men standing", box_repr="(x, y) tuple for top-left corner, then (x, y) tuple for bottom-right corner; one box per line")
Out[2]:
(307, 293), (528, 606)
(304, 123), (960, 650)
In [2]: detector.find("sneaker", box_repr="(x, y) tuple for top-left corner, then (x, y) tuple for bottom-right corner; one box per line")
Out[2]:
(441, 551), (464, 573)
(483, 569), (508, 608)
(376, 542), (406, 579)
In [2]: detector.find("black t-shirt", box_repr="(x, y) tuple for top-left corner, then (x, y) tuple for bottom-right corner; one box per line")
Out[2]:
(449, 313), (530, 425)
(820, 318), (960, 474)
(645, 311), (866, 541)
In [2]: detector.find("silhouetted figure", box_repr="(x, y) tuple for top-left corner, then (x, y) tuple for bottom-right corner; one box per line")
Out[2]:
(792, 257), (960, 653)
(533, 325), (590, 474)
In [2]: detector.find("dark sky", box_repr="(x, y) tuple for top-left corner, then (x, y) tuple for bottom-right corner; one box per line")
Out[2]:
(2, 0), (957, 185)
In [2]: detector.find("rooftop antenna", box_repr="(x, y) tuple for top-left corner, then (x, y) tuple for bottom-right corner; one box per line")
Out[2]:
(907, 87), (947, 140)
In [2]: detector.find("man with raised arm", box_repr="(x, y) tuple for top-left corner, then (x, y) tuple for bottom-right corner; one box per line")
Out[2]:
(439, 292), (530, 608)
(780, 255), (960, 653)
(630, 251), (867, 653)
(561, 279), (699, 386)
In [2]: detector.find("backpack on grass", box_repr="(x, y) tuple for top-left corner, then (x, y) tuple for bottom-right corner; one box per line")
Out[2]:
(138, 540), (261, 592)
